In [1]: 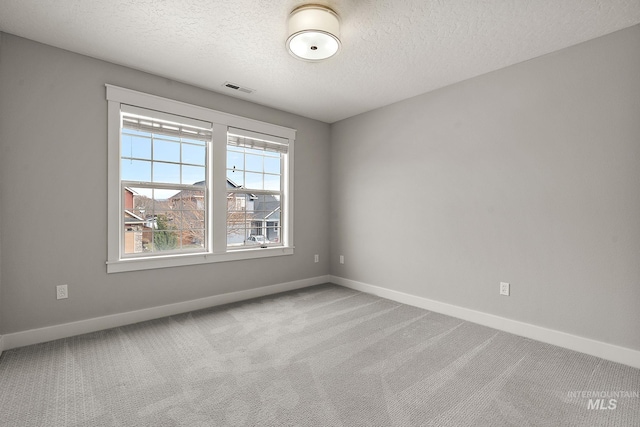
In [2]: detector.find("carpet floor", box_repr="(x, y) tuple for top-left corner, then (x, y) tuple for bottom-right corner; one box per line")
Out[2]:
(0, 283), (638, 426)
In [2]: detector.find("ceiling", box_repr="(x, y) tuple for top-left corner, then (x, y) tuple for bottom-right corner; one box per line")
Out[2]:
(1, 1), (639, 123)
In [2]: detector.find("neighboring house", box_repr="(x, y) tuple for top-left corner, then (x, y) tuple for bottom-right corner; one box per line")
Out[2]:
(125, 179), (280, 251)
(226, 178), (281, 245)
(123, 187), (147, 254)
(169, 181), (206, 247)
(125, 187), (173, 254)
(251, 195), (281, 243)
(170, 182), (205, 210)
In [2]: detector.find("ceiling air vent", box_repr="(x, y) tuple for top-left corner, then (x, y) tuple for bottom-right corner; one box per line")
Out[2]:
(223, 82), (255, 94)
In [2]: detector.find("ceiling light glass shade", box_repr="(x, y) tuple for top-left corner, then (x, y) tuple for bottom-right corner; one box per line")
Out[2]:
(287, 5), (341, 61)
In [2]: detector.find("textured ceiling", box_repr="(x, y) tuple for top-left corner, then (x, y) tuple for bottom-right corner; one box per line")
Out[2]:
(1, 0), (639, 123)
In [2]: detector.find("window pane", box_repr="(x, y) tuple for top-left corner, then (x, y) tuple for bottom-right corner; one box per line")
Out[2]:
(123, 187), (185, 255)
(126, 187), (146, 208)
(153, 215), (180, 252)
(153, 140), (180, 163)
(245, 154), (263, 172)
(264, 174), (281, 191)
(171, 211), (185, 230)
(252, 195), (281, 216)
(265, 226), (281, 243)
(166, 184), (205, 252)
(121, 159), (151, 182)
(122, 193), (153, 254)
(245, 172), (263, 190)
(185, 229), (205, 248)
(227, 170), (244, 187)
(153, 188), (179, 201)
(181, 209), (205, 225)
(183, 144), (205, 165)
(182, 165), (205, 185)
(124, 231), (145, 254)
(170, 188), (204, 208)
(227, 193), (248, 246)
(227, 193), (248, 211)
(264, 156), (280, 174)
(153, 162), (180, 184)
(227, 228), (248, 247)
(227, 151), (244, 171)
(227, 193), (281, 248)
(122, 134), (151, 160)
(225, 145), (281, 193)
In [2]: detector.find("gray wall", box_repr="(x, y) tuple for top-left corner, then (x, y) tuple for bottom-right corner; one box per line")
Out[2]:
(0, 34), (331, 334)
(330, 25), (640, 350)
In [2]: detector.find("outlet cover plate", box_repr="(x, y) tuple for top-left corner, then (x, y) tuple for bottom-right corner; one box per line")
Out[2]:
(56, 284), (68, 300)
(500, 282), (510, 296)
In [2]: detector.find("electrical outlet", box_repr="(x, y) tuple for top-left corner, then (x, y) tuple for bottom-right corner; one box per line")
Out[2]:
(340, 255), (344, 264)
(314, 254), (319, 263)
(500, 282), (510, 296)
(56, 284), (68, 300)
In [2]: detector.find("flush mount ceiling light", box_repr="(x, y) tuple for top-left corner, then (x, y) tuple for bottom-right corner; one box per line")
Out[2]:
(286, 4), (341, 62)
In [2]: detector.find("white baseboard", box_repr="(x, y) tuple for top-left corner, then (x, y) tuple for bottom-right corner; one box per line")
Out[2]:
(2, 275), (330, 351)
(330, 275), (640, 370)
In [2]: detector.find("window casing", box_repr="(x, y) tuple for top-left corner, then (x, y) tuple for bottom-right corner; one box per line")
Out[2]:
(107, 85), (295, 273)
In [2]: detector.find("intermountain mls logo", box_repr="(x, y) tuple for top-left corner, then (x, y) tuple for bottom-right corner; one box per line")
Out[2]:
(567, 390), (640, 410)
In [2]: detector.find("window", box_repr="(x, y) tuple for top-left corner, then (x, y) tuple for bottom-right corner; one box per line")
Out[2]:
(120, 106), (210, 256)
(107, 85), (295, 272)
(226, 129), (288, 249)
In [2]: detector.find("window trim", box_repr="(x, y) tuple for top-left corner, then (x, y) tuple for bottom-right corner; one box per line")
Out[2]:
(106, 85), (295, 273)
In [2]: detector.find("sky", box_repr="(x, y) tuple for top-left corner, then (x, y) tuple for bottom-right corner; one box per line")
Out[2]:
(121, 129), (281, 200)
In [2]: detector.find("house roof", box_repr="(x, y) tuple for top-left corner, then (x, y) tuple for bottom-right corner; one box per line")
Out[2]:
(253, 195), (280, 222)
(171, 179), (260, 201)
(170, 181), (205, 202)
(124, 210), (145, 225)
(169, 179), (280, 220)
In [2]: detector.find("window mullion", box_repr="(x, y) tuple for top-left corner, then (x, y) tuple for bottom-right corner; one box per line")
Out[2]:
(211, 123), (228, 253)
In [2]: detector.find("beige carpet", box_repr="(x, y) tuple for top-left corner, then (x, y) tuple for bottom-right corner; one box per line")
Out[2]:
(0, 284), (638, 426)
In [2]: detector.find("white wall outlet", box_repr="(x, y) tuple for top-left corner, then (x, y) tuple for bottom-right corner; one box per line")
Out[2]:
(56, 284), (68, 300)
(314, 254), (319, 263)
(340, 255), (344, 264)
(500, 282), (510, 296)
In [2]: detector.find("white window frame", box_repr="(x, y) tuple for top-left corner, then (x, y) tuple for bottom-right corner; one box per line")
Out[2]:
(106, 85), (295, 273)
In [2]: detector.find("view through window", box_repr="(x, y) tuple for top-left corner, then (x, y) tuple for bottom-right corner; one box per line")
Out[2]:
(226, 130), (287, 248)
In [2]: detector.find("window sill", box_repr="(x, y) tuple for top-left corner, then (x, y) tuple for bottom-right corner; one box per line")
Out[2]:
(107, 246), (294, 273)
